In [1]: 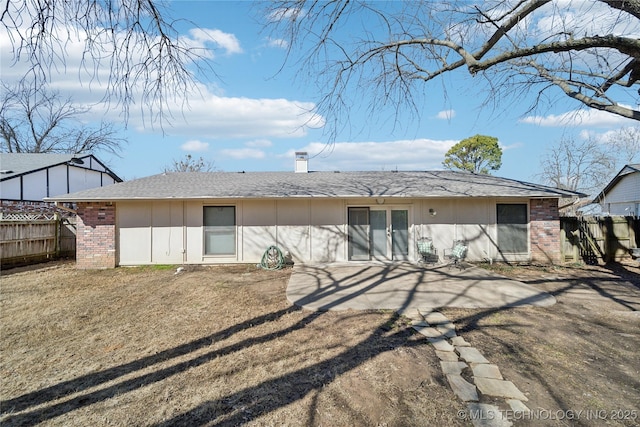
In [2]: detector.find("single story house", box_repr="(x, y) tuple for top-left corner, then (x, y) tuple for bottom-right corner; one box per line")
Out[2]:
(48, 154), (583, 269)
(593, 164), (640, 217)
(1, 153), (122, 214)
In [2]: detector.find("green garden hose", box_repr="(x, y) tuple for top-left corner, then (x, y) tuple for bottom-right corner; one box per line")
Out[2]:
(259, 245), (285, 270)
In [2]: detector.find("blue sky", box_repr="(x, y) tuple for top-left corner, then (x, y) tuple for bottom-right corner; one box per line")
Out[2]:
(1, 1), (638, 184)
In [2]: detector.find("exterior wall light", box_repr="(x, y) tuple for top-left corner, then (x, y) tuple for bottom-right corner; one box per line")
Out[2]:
(429, 208), (437, 216)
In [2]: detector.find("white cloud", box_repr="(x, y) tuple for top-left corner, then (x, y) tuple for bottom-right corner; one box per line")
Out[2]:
(579, 126), (640, 144)
(267, 7), (306, 22)
(246, 139), (273, 148)
(1, 19), (244, 110)
(127, 91), (325, 139)
(535, 2), (640, 39)
(435, 109), (456, 120)
(285, 139), (459, 171)
(266, 37), (288, 49)
(1, 20), (325, 141)
(519, 107), (636, 128)
(180, 140), (210, 151)
(187, 28), (243, 55)
(500, 142), (524, 151)
(220, 148), (266, 159)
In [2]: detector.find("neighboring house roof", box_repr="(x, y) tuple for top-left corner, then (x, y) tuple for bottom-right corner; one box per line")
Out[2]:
(593, 164), (640, 203)
(47, 170), (584, 202)
(0, 153), (122, 182)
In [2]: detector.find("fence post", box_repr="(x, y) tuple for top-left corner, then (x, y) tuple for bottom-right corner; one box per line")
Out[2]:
(54, 212), (61, 258)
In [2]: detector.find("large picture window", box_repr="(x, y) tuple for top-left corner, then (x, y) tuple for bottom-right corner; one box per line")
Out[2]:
(497, 204), (528, 253)
(204, 206), (236, 256)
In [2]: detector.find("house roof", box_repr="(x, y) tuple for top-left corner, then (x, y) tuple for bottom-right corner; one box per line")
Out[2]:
(46, 170), (584, 202)
(0, 153), (122, 182)
(593, 164), (640, 203)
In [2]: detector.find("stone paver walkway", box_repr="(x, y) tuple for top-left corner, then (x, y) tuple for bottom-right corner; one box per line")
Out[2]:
(286, 264), (550, 425)
(407, 309), (531, 427)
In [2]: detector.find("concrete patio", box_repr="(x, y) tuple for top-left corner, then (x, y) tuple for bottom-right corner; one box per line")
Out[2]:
(286, 262), (556, 312)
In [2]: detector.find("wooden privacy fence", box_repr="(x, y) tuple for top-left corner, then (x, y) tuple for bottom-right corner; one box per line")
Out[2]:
(560, 216), (639, 264)
(0, 215), (76, 268)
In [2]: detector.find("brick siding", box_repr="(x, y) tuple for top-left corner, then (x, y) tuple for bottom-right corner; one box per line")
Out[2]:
(76, 202), (116, 269)
(530, 198), (560, 264)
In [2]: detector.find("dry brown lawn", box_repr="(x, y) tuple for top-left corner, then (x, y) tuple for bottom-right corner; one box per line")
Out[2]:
(0, 262), (463, 427)
(1, 261), (639, 426)
(443, 262), (640, 427)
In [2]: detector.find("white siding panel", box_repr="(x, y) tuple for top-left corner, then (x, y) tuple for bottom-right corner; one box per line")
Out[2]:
(185, 201), (204, 263)
(242, 200), (277, 262)
(607, 173), (639, 203)
(277, 226), (310, 262)
(455, 198), (494, 261)
(0, 178), (21, 199)
(151, 201), (185, 264)
(103, 175), (117, 185)
(68, 167), (113, 194)
(113, 197), (536, 265)
(87, 157), (107, 172)
(68, 167), (102, 193)
(118, 203), (152, 265)
(68, 167), (86, 194)
(48, 165), (68, 196)
(23, 170), (47, 200)
(276, 200), (310, 262)
(310, 199), (345, 262)
(605, 173), (640, 214)
(418, 200), (455, 259)
(83, 170), (103, 190)
(609, 202), (639, 216)
(416, 199), (501, 262)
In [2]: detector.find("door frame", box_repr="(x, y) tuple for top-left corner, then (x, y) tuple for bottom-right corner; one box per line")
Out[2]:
(347, 204), (412, 261)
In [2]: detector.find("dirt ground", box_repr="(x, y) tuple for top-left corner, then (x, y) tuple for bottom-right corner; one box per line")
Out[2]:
(0, 261), (638, 427)
(443, 262), (640, 427)
(0, 262), (464, 427)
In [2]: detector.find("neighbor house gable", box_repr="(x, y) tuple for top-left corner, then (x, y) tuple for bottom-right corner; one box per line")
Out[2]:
(1, 153), (122, 202)
(593, 164), (640, 216)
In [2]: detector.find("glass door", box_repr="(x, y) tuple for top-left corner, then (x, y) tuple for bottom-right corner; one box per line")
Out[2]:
(348, 208), (370, 260)
(349, 207), (409, 261)
(391, 209), (409, 260)
(370, 210), (388, 259)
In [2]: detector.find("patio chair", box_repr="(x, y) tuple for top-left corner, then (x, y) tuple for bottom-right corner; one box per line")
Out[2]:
(417, 237), (438, 264)
(444, 240), (468, 269)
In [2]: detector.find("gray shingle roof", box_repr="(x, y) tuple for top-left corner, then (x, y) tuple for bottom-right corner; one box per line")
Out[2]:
(1, 153), (78, 178)
(47, 170), (584, 201)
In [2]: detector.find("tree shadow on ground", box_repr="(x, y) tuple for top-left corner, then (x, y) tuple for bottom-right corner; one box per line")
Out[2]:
(1, 265), (444, 426)
(2, 262), (637, 426)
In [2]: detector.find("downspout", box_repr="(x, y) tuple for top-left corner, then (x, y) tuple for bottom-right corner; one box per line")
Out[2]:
(183, 201), (187, 264)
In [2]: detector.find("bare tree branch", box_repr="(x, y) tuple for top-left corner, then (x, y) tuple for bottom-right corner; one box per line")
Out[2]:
(266, 0), (640, 130)
(0, 83), (125, 154)
(1, 0), (213, 122)
(538, 126), (639, 199)
(600, 0), (640, 20)
(165, 154), (216, 172)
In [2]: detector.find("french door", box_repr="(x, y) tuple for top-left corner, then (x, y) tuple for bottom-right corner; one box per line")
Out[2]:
(348, 207), (409, 261)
